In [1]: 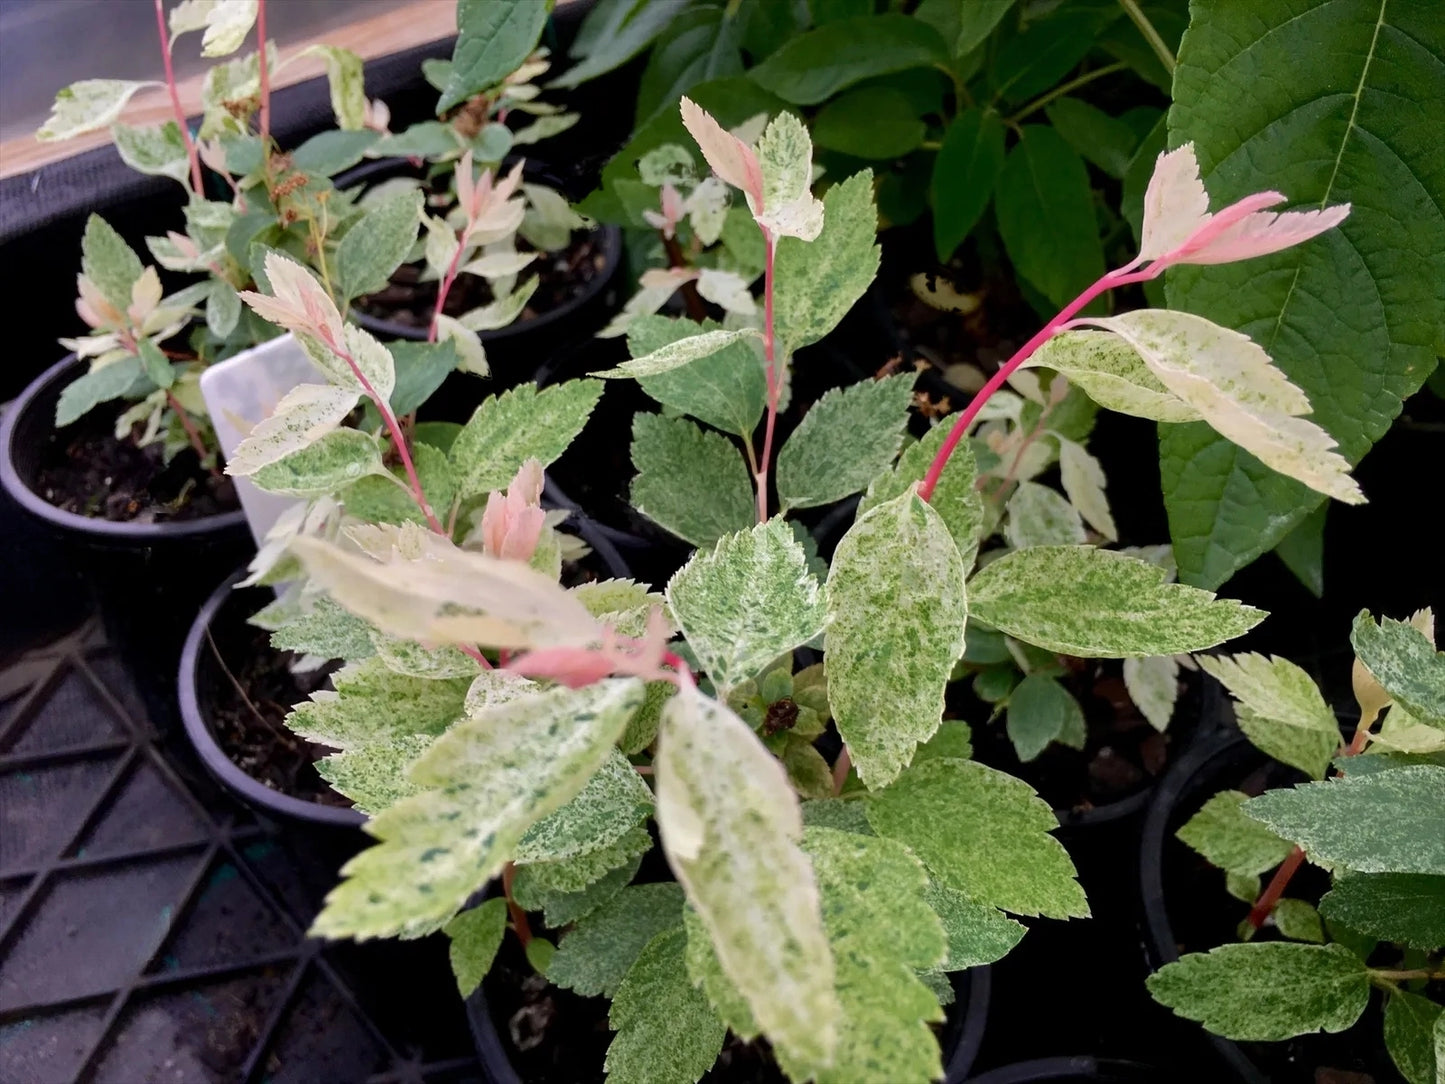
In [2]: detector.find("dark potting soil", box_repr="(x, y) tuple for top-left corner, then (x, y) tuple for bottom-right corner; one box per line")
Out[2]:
(35, 403), (238, 523)
(355, 230), (607, 332)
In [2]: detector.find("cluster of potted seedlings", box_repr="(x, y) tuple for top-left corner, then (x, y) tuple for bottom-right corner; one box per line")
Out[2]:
(2, 1), (1440, 1082)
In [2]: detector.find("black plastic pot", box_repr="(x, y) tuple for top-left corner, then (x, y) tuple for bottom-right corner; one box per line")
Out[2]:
(964, 1057), (1164, 1083)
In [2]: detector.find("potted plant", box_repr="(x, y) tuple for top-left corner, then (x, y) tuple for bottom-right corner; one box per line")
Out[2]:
(1144, 610), (1445, 1084)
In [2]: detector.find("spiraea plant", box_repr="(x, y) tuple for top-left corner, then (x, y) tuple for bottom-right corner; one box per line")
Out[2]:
(1149, 611), (1445, 1084)
(228, 94), (1371, 1082)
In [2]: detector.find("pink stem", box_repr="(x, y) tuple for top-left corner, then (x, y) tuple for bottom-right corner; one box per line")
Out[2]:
(153, 0), (203, 193)
(429, 235), (467, 342)
(256, 0), (270, 146)
(917, 266), (1153, 502)
(754, 232), (779, 522)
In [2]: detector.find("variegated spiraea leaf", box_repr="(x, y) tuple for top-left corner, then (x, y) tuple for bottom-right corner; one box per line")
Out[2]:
(444, 897), (507, 998)
(1025, 331), (1202, 423)
(1123, 655), (1183, 732)
(629, 314), (767, 439)
(861, 423), (985, 571)
(1004, 481), (1086, 549)
(251, 590), (376, 661)
(1198, 653), (1341, 778)
(250, 428), (387, 497)
(571, 579), (670, 640)
(596, 326), (761, 379)
(1055, 436), (1117, 541)
(753, 112), (824, 242)
(1176, 790), (1295, 878)
(312, 678), (644, 940)
(630, 413), (754, 548)
(448, 381), (604, 500)
(513, 750), (654, 864)
(38, 79), (159, 142)
(606, 926), (726, 1084)
(513, 825), (652, 905)
(968, 545), (1264, 658)
(922, 879), (1026, 971)
(226, 384), (360, 476)
(549, 883), (685, 998)
(654, 684), (840, 1070)
(1351, 610), (1445, 728)
(291, 524), (600, 651)
(827, 492), (968, 789)
(665, 520), (828, 695)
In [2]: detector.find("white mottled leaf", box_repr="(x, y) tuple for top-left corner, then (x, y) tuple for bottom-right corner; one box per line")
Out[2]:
(444, 897), (507, 997)
(1025, 330), (1202, 423)
(201, 0), (257, 56)
(629, 314), (767, 439)
(1056, 436), (1117, 541)
(1352, 610), (1445, 727)
(754, 112), (824, 241)
(695, 268), (756, 315)
(112, 122), (190, 185)
(457, 275), (539, 332)
(776, 373), (915, 510)
(1004, 481), (1086, 549)
(448, 381), (603, 499)
(550, 883), (685, 998)
(605, 926), (726, 1084)
(630, 413), (754, 548)
(861, 423), (985, 570)
(596, 327), (760, 379)
(1199, 653), (1340, 778)
(250, 427), (385, 497)
(38, 80), (158, 142)
(226, 383), (359, 476)
(1124, 654), (1182, 732)
(1176, 790), (1295, 877)
(513, 750), (654, 864)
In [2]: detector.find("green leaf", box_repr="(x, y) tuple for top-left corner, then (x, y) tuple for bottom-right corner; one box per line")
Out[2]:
(112, 121), (190, 184)
(1244, 767), (1445, 876)
(931, 107), (1006, 260)
(1147, 943), (1370, 1041)
(551, 0), (678, 89)
(256, 594), (377, 660)
(1004, 481), (1086, 550)
(521, 853), (642, 930)
(512, 829), (650, 911)
(290, 129), (378, 177)
(1318, 874), (1445, 951)
(444, 897), (508, 997)
(812, 87), (925, 160)
(598, 327), (759, 379)
(923, 879), (1025, 970)
(994, 126), (1105, 311)
(826, 493), (969, 788)
(449, 381), (604, 500)
(335, 189), (424, 303)
(860, 423), (985, 571)
(867, 757), (1086, 918)
(749, 14), (948, 105)
(206, 280), (241, 338)
(666, 520), (828, 694)
(311, 679), (643, 940)
(371, 121), (459, 160)
(605, 926), (727, 1084)
(1176, 790), (1295, 878)
(1025, 331), (1201, 424)
(989, 6), (1113, 103)
(439, 0), (550, 111)
(1006, 673), (1084, 763)
(630, 315), (767, 438)
(38, 79), (157, 142)
(776, 828), (946, 1084)
(913, 719), (974, 764)
(81, 215), (145, 311)
(776, 373), (915, 511)
(1161, 1), (1445, 588)
(1272, 898), (1325, 943)
(55, 358), (145, 427)
(250, 428), (385, 497)
(1352, 611), (1445, 726)
(968, 545), (1264, 658)
(342, 443), (454, 527)
(913, 0), (1014, 59)
(1274, 503), (1327, 598)
(633, 7), (745, 128)
(773, 170), (879, 356)
(629, 413), (754, 548)
(1385, 991), (1444, 1084)
(1045, 98), (1139, 179)
(513, 750), (654, 865)
(549, 883), (686, 998)
(387, 341), (458, 418)
(654, 685), (840, 1069)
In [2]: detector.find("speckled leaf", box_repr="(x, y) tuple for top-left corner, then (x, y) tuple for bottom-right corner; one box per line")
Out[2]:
(1176, 790), (1295, 878)
(1004, 481), (1086, 550)
(449, 382), (604, 500)
(444, 897), (507, 998)
(573, 579), (670, 640)
(549, 883), (685, 998)
(605, 926), (726, 1084)
(776, 373), (915, 510)
(666, 519), (827, 694)
(1272, 899), (1325, 943)
(754, 112), (823, 241)
(251, 428), (385, 497)
(1025, 330), (1201, 423)
(514, 750), (655, 864)
(369, 634), (477, 680)
(968, 546), (1264, 658)
(772, 828), (946, 1084)
(861, 423), (984, 570)
(913, 719), (974, 764)
(317, 734), (435, 815)
(311, 679), (644, 940)
(524, 854), (643, 930)
(1318, 874), (1445, 951)
(1055, 437), (1116, 542)
(923, 880), (1026, 971)
(1199, 653), (1340, 778)
(620, 680), (673, 756)
(336, 189), (424, 301)
(826, 492), (968, 788)
(630, 315), (767, 438)
(629, 413), (754, 548)
(342, 443), (454, 527)
(512, 826), (652, 905)
(654, 685), (839, 1069)
(866, 758), (1087, 919)
(1147, 943), (1370, 1041)
(1244, 767), (1445, 875)
(80, 215), (146, 311)
(772, 170), (879, 356)
(113, 121), (190, 185)
(260, 594), (377, 660)
(38, 80), (157, 142)
(1385, 991), (1444, 1084)
(1124, 655), (1181, 732)
(297, 323), (396, 403)
(227, 384), (360, 476)
(1006, 674), (1084, 763)
(597, 327), (760, 379)
(1352, 611), (1445, 727)
(801, 799), (873, 835)
(200, 0), (256, 57)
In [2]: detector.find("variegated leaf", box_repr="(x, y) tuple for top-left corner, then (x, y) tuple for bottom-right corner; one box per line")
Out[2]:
(226, 384), (360, 476)
(1025, 330), (1201, 423)
(596, 327), (761, 379)
(38, 80), (159, 142)
(1198, 653), (1340, 778)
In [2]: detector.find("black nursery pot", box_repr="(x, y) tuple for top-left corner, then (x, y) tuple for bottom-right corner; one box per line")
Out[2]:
(964, 1057), (1164, 1083)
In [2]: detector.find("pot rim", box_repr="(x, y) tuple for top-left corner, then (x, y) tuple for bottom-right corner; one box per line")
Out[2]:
(963, 1056), (1166, 1083)
(1, 354), (248, 542)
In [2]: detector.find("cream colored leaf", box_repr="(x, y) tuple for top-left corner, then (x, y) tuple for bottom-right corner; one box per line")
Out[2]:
(201, 0), (258, 57)
(1139, 143), (1211, 262)
(1056, 436), (1117, 541)
(225, 383), (359, 476)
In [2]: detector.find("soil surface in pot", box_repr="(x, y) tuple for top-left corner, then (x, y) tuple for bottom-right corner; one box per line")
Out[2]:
(36, 404), (238, 523)
(355, 230), (607, 332)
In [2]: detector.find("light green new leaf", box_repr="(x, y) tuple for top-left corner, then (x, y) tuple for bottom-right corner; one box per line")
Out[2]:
(813, 87), (926, 161)
(38, 80), (158, 142)
(968, 546), (1264, 658)
(860, 423), (984, 570)
(596, 327), (759, 379)
(630, 413), (754, 548)
(666, 519), (827, 694)
(1006, 674), (1084, 763)
(653, 684), (839, 1070)
(827, 493), (968, 788)
(112, 122), (190, 185)
(81, 215), (145, 312)
(1147, 943), (1370, 1041)
(776, 373), (915, 511)
(1124, 654), (1182, 732)
(1352, 611), (1445, 727)
(387, 340), (458, 418)
(1198, 653), (1340, 778)
(311, 679), (643, 940)
(1318, 874), (1445, 951)
(1026, 331), (1202, 423)
(440, 0), (550, 112)
(630, 315), (767, 438)
(250, 428), (385, 497)
(449, 381), (604, 499)
(773, 170), (879, 356)
(444, 897), (507, 998)
(605, 927), (726, 1084)
(336, 190), (424, 302)
(1385, 991), (1444, 1084)
(923, 880), (1026, 971)
(1005, 481), (1086, 550)
(1176, 790), (1295, 878)
(1244, 767), (1445, 876)
(55, 358), (144, 428)
(866, 757), (1088, 919)
(549, 883), (685, 998)
(513, 750), (654, 865)
(226, 383), (360, 476)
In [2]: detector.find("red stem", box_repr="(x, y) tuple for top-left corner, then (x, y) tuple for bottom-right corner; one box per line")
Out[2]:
(256, 0), (270, 146)
(429, 234), (467, 342)
(754, 232), (779, 522)
(662, 233), (708, 322)
(501, 863), (533, 948)
(1247, 846), (1306, 929)
(153, 0), (203, 193)
(165, 389), (219, 474)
